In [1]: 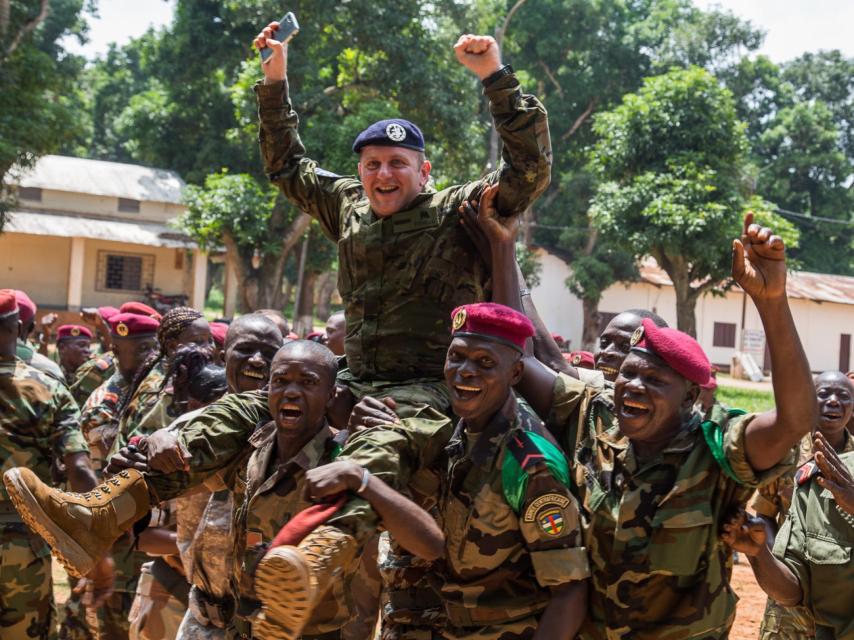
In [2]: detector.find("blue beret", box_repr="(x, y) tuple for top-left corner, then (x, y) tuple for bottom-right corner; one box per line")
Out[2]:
(352, 119), (425, 153)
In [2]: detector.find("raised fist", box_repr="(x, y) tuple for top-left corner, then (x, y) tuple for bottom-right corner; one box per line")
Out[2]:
(454, 34), (503, 80)
(732, 212), (787, 304)
(254, 21), (288, 84)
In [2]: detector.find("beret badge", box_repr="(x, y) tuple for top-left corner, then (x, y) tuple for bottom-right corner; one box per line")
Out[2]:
(630, 325), (644, 347)
(116, 322), (129, 337)
(452, 308), (467, 331)
(385, 123), (406, 142)
(70, 327), (81, 337)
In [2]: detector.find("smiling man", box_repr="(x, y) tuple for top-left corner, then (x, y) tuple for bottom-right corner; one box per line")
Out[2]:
(473, 185), (817, 638)
(748, 370), (854, 639)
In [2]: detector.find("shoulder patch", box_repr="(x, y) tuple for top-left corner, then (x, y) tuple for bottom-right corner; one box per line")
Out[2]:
(701, 409), (746, 483)
(502, 430), (571, 514)
(795, 460), (819, 486)
(507, 431), (545, 471)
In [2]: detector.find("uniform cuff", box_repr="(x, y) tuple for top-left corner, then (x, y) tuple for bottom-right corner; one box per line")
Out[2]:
(254, 79), (289, 109)
(531, 547), (590, 587)
(548, 372), (588, 431)
(725, 413), (796, 488)
(748, 487), (779, 519)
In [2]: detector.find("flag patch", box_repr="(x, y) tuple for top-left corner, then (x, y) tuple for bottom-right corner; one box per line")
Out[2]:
(538, 507), (564, 536)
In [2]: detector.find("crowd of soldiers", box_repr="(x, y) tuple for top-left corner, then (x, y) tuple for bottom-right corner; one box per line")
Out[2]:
(1, 24), (852, 640)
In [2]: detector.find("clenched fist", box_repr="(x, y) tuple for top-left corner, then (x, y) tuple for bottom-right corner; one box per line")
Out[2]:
(454, 34), (503, 80)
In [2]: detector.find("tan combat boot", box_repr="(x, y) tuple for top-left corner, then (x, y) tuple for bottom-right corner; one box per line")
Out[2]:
(3, 467), (152, 578)
(253, 525), (359, 640)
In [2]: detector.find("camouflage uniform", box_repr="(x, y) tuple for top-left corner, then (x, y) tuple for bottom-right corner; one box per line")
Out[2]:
(771, 450), (854, 640)
(69, 352), (116, 408)
(78, 372), (128, 472)
(109, 364), (167, 455)
(548, 372), (793, 640)
(227, 421), (352, 639)
(749, 429), (853, 639)
(438, 395), (589, 639)
(0, 355), (90, 639)
(17, 338), (65, 383)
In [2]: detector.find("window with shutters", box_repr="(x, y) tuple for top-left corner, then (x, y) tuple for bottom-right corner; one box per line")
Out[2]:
(96, 251), (154, 292)
(713, 322), (737, 348)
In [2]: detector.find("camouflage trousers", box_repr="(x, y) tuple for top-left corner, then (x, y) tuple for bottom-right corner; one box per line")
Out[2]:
(175, 609), (224, 640)
(128, 561), (187, 640)
(58, 576), (96, 640)
(0, 523), (55, 640)
(758, 596), (815, 639)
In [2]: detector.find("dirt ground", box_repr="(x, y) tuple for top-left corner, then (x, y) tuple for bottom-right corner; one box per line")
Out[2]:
(731, 559), (767, 639)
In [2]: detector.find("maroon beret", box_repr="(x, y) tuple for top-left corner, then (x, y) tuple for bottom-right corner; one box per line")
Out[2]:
(98, 306), (120, 322)
(568, 350), (595, 369)
(14, 290), (36, 324)
(109, 312), (160, 338)
(0, 289), (18, 318)
(57, 325), (93, 342)
(119, 302), (162, 321)
(630, 318), (711, 386)
(450, 303), (534, 352)
(209, 322), (229, 347)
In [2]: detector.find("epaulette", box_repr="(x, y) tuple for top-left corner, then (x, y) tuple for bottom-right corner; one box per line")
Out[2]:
(795, 459), (819, 486)
(502, 430), (570, 514)
(701, 407), (746, 483)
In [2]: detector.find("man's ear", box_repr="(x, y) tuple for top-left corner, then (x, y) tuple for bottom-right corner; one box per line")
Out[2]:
(510, 357), (524, 387)
(419, 159), (432, 189)
(357, 162), (364, 181)
(683, 382), (700, 412)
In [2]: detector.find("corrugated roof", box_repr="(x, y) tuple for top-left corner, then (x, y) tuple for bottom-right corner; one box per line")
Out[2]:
(637, 257), (854, 306)
(5, 210), (196, 249)
(17, 155), (185, 204)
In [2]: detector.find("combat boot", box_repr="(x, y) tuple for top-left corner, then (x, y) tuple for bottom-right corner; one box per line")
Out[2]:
(3, 467), (152, 578)
(253, 525), (359, 640)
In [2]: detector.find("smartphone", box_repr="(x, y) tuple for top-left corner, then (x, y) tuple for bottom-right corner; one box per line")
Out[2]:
(260, 12), (300, 61)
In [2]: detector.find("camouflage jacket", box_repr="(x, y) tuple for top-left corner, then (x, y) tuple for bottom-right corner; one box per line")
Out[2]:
(231, 420), (352, 634)
(109, 363), (166, 455)
(79, 372), (128, 471)
(255, 70), (551, 382)
(439, 394), (589, 629)
(69, 351), (116, 407)
(773, 451), (854, 639)
(549, 372), (792, 640)
(0, 355), (89, 505)
(750, 429), (853, 526)
(16, 339), (65, 384)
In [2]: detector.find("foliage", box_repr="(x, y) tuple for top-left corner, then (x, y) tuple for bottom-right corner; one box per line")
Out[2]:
(0, 0), (91, 228)
(716, 383), (774, 414)
(589, 66), (797, 335)
(515, 243), (541, 288)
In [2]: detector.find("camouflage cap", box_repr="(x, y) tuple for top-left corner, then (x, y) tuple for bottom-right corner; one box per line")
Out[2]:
(57, 325), (93, 342)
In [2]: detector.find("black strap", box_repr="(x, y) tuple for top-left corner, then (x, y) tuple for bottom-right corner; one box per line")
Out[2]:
(149, 557), (190, 607)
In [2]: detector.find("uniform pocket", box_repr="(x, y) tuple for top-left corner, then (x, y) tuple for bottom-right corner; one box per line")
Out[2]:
(805, 533), (851, 565)
(648, 511), (713, 575)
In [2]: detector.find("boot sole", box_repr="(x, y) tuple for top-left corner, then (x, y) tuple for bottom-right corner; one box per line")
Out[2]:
(254, 547), (316, 639)
(3, 469), (94, 578)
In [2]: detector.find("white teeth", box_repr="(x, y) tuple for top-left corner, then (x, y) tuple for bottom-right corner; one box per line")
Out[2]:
(623, 399), (647, 410)
(242, 369), (265, 379)
(455, 385), (481, 393)
(282, 403), (301, 411)
(598, 366), (618, 374)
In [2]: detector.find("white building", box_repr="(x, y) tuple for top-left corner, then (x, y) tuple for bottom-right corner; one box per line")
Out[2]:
(532, 249), (854, 373)
(1, 155), (207, 317)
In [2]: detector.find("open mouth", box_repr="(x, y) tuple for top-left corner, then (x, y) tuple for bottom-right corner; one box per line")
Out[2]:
(454, 384), (482, 400)
(597, 365), (619, 377)
(621, 398), (650, 417)
(821, 409), (843, 420)
(241, 367), (266, 380)
(278, 402), (303, 424)
(375, 185), (399, 195)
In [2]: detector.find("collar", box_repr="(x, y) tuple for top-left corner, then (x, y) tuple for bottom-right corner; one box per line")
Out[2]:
(249, 419), (335, 472)
(597, 413), (702, 472)
(447, 394), (519, 465)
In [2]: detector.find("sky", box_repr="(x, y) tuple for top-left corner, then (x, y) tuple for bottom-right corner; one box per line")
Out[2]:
(65, 0), (854, 63)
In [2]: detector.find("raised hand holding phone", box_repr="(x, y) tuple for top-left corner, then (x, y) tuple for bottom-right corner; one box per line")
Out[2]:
(253, 12), (299, 84)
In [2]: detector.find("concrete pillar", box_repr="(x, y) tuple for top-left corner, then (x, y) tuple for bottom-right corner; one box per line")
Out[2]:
(66, 237), (85, 310)
(191, 249), (208, 311)
(223, 258), (239, 318)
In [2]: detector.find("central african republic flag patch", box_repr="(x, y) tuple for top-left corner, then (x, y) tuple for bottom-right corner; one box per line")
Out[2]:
(538, 507), (564, 536)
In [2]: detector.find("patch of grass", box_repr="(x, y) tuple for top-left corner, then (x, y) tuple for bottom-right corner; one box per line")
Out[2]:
(717, 386), (775, 414)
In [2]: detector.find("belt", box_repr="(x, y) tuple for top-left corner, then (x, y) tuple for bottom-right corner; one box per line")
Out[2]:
(149, 557), (190, 607)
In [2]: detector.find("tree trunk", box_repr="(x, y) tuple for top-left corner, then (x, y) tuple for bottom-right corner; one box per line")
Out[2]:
(294, 271), (318, 336)
(658, 252), (699, 337)
(581, 297), (601, 351)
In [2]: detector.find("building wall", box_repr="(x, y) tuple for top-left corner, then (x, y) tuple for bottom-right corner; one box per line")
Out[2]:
(0, 232), (71, 307)
(531, 248), (854, 374)
(21, 189), (184, 224)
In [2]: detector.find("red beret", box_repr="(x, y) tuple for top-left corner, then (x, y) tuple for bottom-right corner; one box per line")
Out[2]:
(209, 322), (229, 347)
(568, 350), (595, 369)
(119, 302), (162, 321)
(109, 312), (160, 338)
(0, 289), (18, 318)
(98, 306), (120, 322)
(14, 290), (36, 324)
(630, 318), (711, 386)
(57, 325), (93, 342)
(450, 303), (534, 352)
